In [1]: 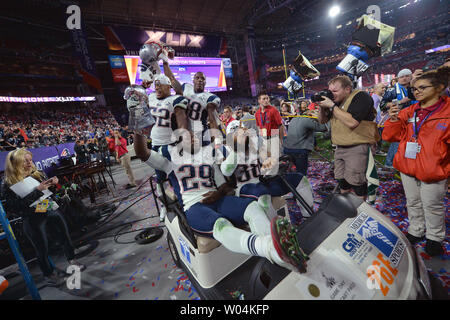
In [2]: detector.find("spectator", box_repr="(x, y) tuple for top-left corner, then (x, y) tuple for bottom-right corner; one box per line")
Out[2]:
(280, 102), (293, 132)
(382, 66), (450, 256)
(284, 112), (328, 176)
(98, 135), (110, 166)
(235, 108), (243, 120)
(382, 69), (415, 168)
(74, 139), (88, 165)
(372, 83), (388, 155)
(317, 75), (379, 199)
(107, 135), (117, 164)
(255, 92), (285, 151)
(2, 148), (86, 286)
(222, 106), (235, 131)
(298, 100), (309, 115)
(240, 105), (258, 132)
(372, 83), (387, 124)
(113, 130), (137, 189)
(87, 138), (99, 162)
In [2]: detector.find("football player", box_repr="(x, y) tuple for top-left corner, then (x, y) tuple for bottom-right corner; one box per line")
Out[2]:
(165, 67), (224, 145)
(132, 74), (189, 220)
(221, 127), (314, 218)
(133, 132), (308, 273)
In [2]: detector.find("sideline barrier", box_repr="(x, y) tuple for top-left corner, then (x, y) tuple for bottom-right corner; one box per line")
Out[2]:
(0, 143), (75, 176)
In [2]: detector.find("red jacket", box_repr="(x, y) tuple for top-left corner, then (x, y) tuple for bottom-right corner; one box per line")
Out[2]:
(255, 105), (283, 137)
(382, 96), (450, 182)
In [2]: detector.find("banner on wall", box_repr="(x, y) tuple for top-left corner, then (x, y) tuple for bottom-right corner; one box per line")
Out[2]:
(222, 58), (233, 78)
(103, 26), (223, 57)
(108, 55), (129, 83)
(0, 143), (75, 176)
(69, 15), (103, 92)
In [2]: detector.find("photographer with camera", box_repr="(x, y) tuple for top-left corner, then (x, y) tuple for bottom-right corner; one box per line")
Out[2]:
(317, 75), (379, 199)
(284, 108), (328, 176)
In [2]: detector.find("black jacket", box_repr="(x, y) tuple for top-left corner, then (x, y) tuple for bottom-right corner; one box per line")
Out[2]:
(1, 174), (53, 218)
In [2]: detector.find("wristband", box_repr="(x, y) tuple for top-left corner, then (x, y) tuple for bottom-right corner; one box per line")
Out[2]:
(330, 104), (338, 114)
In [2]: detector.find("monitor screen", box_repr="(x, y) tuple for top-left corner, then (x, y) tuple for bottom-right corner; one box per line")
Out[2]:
(123, 56), (228, 92)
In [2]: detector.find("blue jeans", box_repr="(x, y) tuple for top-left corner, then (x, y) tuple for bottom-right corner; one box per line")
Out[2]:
(284, 148), (309, 176)
(385, 142), (398, 167)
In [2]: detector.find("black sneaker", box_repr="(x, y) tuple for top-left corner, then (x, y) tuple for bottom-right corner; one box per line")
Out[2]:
(406, 233), (425, 245)
(425, 239), (444, 257)
(44, 273), (64, 287)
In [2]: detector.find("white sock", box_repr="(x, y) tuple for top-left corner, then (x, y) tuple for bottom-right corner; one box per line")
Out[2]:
(213, 218), (267, 257)
(156, 183), (164, 198)
(244, 201), (271, 236)
(258, 194), (271, 213)
(295, 176), (314, 217)
(212, 218), (291, 270)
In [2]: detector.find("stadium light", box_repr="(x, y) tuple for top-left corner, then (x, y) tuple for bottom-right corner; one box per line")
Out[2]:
(329, 5), (341, 18)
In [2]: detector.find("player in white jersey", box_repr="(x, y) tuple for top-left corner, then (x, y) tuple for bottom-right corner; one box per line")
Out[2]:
(148, 74), (188, 147)
(133, 132), (308, 273)
(181, 72), (222, 141)
(221, 127), (314, 218)
(163, 67), (223, 144)
(138, 74), (189, 218)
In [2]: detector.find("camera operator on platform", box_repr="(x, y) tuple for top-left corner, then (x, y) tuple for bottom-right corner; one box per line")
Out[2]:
(317, 75), (380, 199)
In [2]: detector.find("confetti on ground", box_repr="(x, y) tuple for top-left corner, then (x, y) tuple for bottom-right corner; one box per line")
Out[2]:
(288, 159), (449, 294)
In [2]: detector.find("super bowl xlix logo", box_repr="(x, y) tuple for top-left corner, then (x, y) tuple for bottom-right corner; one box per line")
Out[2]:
(60, 148), (70, 157)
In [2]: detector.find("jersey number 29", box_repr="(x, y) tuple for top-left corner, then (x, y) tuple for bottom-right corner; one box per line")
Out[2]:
(178, 164), (213, 191)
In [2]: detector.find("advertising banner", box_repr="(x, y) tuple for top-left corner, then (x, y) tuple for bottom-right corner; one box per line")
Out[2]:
(108, 55), (129, 83)
(0, 143), (76, 176)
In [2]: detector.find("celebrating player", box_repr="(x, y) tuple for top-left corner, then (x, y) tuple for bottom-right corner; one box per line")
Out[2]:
(133, 132), (308, 273)
(221, 127), (314, 218)
(164, 66), (224, 145)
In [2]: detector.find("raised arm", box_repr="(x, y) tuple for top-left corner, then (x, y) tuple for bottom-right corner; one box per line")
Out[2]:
(163, 62), (183, 95)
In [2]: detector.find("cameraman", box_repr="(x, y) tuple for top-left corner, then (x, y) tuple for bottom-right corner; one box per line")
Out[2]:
(317, 75), (379, 199)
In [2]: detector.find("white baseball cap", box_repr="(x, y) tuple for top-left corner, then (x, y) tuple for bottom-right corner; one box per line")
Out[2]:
(397, 69), (412, 78)
(153, 74), (172, 86)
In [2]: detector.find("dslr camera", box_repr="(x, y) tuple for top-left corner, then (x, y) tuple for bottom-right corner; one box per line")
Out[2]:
(311, 89), (334, 103)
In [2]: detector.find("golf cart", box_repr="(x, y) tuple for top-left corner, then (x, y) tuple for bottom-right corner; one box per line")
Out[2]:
(161, 156), (445, 300)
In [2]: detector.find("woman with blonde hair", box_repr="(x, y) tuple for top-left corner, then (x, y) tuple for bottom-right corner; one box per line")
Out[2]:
(3, 148), (85, 286)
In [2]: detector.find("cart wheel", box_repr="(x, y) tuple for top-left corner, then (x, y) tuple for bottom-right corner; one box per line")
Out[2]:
(167, 233), (181, 268)
(135, 227), (164, 245)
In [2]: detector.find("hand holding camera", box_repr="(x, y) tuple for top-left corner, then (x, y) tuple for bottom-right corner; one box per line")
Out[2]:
(311, 89), (334, 105)
(388, 104), (400, 122)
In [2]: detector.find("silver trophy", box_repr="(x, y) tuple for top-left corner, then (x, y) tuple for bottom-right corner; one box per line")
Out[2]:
(139, 41), (175, 83)
(124, 85), (155, 131)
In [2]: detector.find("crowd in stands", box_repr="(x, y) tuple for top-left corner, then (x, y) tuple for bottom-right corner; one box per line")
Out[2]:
(0, 104), (123, 153)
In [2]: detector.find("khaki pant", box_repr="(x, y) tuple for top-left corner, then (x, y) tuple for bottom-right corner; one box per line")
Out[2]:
(400, 173), (447, 242)
(120, 153), (136, 186)
(334, 144), (374, 186)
